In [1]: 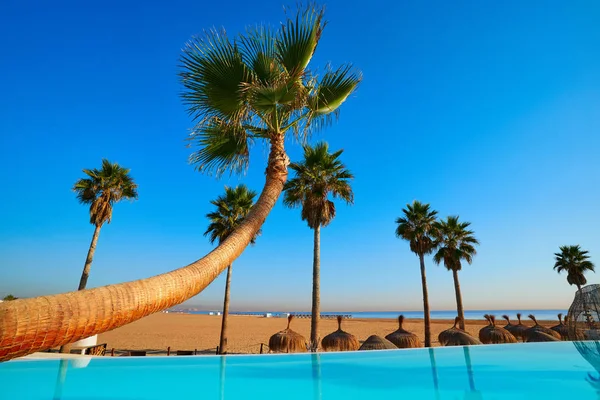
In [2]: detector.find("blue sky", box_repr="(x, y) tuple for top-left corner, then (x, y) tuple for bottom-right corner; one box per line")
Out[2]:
(1, 0), (599, 312)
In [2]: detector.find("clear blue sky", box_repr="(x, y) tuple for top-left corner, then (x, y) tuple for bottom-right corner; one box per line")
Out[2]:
(1, 0), (599, 312)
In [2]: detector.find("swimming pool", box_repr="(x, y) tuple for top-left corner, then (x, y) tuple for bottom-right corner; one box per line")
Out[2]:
(2, 341), (599, 399)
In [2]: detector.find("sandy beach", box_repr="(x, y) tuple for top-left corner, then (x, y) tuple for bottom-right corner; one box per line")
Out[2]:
(97, 313), (557, 355)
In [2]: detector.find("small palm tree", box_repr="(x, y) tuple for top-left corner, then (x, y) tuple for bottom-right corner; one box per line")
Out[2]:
(73, 159), (138, 290)
(2, 295), (17, 301)
(433, 216), (479, 329)
(554, 245), (595, 292)
(205, 185), (258, 354)
(395, 201), (438, 347)
(283, 142), (354, 349)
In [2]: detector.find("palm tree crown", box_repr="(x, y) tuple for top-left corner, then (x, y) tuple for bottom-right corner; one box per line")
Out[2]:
(433, 216), (479, 271)
(395, 201), (438, 256)
(179, 5), (361, 175)
(283, 142), (354, 229)
(554, 245), (595, 289)
(73, 159), (138, 227)
(205, 185), (258, 244)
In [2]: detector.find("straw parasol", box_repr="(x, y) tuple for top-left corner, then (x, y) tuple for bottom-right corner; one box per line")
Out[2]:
(385, 315), (423, 348)
(321, 316), (360, 352)
(508, 313), (529, 341)
(478, 315), (517, 344)
(550, 313), (569, 340)
(525, 331), (560, 342)
(564, 314), (586, 340)
(268, 315), (307, 353)
(523, 314), (561, 342)
(502, 315), (517, 334)
(359, 335), (397, 351)
(439, 317), (482, 346)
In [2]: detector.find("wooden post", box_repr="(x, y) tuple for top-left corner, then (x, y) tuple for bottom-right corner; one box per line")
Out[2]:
(216, 346), (219, 355)
(260, 343), (264, 354)
(167, 346), (171, 356)
(111, 348), (114, 357)
(194, 348), (197, 355)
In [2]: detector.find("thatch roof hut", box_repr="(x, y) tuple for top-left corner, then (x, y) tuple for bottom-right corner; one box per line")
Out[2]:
(268, 315), (307, 353)
(478, 315), (517, 344)
(359, 335), (397, 351)
(523, 314), (561, 342)
(439, 317), (482, 346)
(550, 313), (569, 340)
(385, 315), (423, 348)
(321, 316), (359, 352)
(525, 331), (561, 342)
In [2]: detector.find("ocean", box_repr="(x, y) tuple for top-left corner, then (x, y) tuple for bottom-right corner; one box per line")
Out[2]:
(182, 309), (567, 321)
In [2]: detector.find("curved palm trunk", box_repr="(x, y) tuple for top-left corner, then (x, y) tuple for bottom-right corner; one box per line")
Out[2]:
(419, 253), (432, 347)
(0, 137), (289, 362)
(218, 265), (232, 354)
(310, 225), (321, 350)
(78, 224), (102, 290)
(452, 269), (465, 330)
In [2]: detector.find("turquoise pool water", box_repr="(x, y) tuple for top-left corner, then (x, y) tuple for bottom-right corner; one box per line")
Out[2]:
(2, 342), (600, 399)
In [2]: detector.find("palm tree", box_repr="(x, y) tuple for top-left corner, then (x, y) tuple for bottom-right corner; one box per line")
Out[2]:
(433, 216), (479, 329)
(283, 142), (354, 349)
(395, 201), (438, 347)
(73, 159), (138, 290)
(205, 185), (258, 354)
(2, 295), (17, 301)
(0, 6), (360, 362)
(554, 245), (595, 292)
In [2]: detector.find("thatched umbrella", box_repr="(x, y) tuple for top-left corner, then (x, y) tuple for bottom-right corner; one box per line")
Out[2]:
(564, 314), (586, 340)
(508, 313), (529, 341)
(523, 314), (561, 342)
(439, 317), (482, 346)
(526, 331), (561, 342)
(550, 313), (569, 340)
(501, 315), (517, 334)
(321, 316), (359, 352)
(478, 315), (517, 344)
(268, 315), (307, 353)
(385, 315), (423, 348)
(359, 335), (397, 351)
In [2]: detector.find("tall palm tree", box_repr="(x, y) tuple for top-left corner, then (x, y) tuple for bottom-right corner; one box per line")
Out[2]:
(395, 201), (438, 347)
(205, 185), (257, 354)
(73, 159), (138, 290)
(0, 6), (360, 362)
(554, 245), (595, 292)
(283, 142), (354, 349)
(433, 216), (479, 330)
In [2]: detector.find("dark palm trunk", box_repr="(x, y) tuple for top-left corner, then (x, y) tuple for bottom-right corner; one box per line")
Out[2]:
(60, 224), (102, 353)
(419, 253), (432, 347)
(219, 265), (232, 354)
(310, 225), (321, 350)
(78, 224), (102, 290)
(452, 269), (465, 330)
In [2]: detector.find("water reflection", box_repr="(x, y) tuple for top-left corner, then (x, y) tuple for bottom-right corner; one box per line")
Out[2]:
(312, 353), (322, 400)
(573, 341), (600, 395)
(463, 346), (482, 400)
(53, 359), (69, 400)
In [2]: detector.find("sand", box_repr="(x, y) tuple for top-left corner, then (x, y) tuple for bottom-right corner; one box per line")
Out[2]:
(97, 313), (557, 355)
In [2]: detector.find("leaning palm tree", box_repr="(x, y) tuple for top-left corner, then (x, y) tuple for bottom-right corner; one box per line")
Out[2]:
(283, 142), (353, 349)
(554, 245), (595, 292)
(205, 185), (257, 354)
(0, 5), (360, 362)
(433, 216), (478, 329)
(73, 159), (138, 290)
(395, 201), (438, 347)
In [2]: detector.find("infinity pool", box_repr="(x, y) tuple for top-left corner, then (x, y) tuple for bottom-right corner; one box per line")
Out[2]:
(2, 342), (600, 399)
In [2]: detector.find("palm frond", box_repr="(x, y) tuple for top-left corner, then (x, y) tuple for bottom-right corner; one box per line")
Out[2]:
(309, 64), (361, 114)
(180, 29), (250, 122)
(276, 6), (325, 77)
(188, 119), (252, 176)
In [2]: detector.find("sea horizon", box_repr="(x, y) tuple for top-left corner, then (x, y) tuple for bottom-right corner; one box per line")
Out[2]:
(176, 309), (568, 321)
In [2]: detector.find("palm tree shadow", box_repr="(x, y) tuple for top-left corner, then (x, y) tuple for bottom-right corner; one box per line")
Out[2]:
(463, 346), (482, 400)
